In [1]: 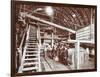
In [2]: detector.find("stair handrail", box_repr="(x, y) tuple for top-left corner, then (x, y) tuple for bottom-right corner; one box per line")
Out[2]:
(18, 25), (29, 65)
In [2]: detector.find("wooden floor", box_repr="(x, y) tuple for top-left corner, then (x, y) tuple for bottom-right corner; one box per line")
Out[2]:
(41, 57), (71, 72)
(41, 57), (95, 72)
(79, 58), (95, 69)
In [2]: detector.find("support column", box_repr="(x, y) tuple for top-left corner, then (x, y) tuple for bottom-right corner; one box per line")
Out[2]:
(85, 48), (89, 62)
(71, 50), (75, 69)
(37, 24), (42, 72)
(51, 32), (54, 47)
(68, 32), (71, 40)
(75, 41), (80, 69)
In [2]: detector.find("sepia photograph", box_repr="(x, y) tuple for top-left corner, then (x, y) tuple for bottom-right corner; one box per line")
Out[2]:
(11, 0), (97, 76)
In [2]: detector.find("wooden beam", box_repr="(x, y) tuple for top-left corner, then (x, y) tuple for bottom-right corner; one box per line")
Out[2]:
(67, 39), (94, 44)
(26, 14), (76, 33)
(37, 24), (42, 72)
(30, 22), (49, 27)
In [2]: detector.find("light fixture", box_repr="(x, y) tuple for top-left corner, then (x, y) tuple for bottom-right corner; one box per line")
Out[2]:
(33, 8), (43, 12)
(31, 8), (43, 14)
(72, 14), (76, 17)
(34, 8), (43, 11)
(45, 6), (54, 16)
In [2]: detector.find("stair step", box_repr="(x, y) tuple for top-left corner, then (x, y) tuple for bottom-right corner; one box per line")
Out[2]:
(27, 42), (37, 44)
(29, 36), (36, 38)
(29, 34), (36, 35)
(26, 42), (37, 44)
(24, 58), (38, 61)
(29, 35), (36, 36)
(26, 40), (37, 42)
(22, 67), (38, 71)
(26, 47), (37, 49)
(26, 43), (37, 46)
(26, 49), (38, 51)
(26, 44), (37, 46)
(27, 44), (37, 46)
(27, 46), (37, 48)
(26, 48), (38, 49)
(29, 36), (36, 37)
(23, 62), (38, 66)
(27, 41), (37, 43)
(26, 51), (38, 53)
(25, 54), (38, 57)
(29, 32), (36, 33)
(26, 52), (38, 55)
(27, 40), (37, 42)
(28, 38), (36, 40)
(26, 52), (37, 55)
(26, 50), (38, 51)
(28, 39), (37, 41)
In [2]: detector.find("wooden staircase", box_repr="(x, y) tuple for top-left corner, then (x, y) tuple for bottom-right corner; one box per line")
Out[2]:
(18, 25), (41, 73)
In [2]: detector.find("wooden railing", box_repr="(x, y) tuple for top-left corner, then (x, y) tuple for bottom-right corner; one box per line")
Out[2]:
(17, 25), (29, 65)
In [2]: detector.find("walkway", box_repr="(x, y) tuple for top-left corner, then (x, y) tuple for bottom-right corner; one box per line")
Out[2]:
(41, 57), (71, 72)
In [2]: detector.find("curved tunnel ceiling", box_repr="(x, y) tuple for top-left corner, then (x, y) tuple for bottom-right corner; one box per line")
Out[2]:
(15, 3), (96, 32)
